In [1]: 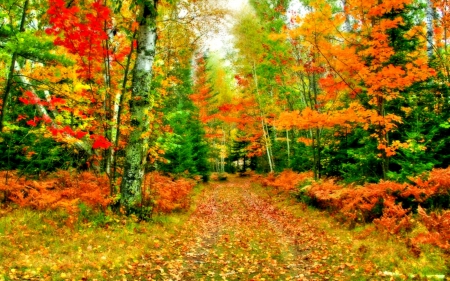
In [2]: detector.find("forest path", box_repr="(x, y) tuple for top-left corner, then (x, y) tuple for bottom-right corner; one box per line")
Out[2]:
(169, 177), (361, 280)
(0, 176), (390, 280)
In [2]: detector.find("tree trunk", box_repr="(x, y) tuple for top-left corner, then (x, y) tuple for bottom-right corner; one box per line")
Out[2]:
(426, 0), (434, 59)
(0, 0), (29, 132)
(112, 30), (137, 197)
(286, 129), (290, 168)
(252, 62), (274, 172)
(120, 1), (158, 215)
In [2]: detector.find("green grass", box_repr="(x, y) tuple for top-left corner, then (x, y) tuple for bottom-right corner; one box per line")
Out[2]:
(0, 185), (208, 280)
(0, 181), (448, 280)
(251, 184), (450, 280)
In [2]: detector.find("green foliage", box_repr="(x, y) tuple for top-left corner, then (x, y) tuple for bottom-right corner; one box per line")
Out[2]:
(160, 105), (210, 180)
(77, 203), (113, 227)
(320, 128), (381, 184)
(3, 31), (72, 65)
(0, 88), (86, 174)
(290, 142), (314, 173)
(0, 128), (78, 175)
(157, 67), (210, 181)
(229, 131), (251, 173)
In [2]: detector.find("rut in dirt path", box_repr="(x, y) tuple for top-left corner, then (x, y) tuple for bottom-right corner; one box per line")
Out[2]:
(175, 178), (351, 281)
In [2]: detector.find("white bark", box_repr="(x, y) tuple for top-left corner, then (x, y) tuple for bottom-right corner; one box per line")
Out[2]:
(252, 62), (274, 172)
(13, 62), (92, 154)
(426, 0), (434, 58)
(120, 1), (158, 214)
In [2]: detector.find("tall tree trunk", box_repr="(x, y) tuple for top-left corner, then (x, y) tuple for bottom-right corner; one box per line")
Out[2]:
(0, 0), (29, 132)
(120, 1), (158, 214)
(312, 71), (321, 180)
(252, 62), (274, 172)
(426, 0), (434, 59)
(112, 30), (136, 197)
(286, 129), (290, 168)
(378, 96), (389, 180)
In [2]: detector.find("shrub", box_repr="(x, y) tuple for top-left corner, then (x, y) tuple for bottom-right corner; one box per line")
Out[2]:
(0, 170), (196, 216)
(210, 172), (229, 181)
(373, 197), (413, 234)
(260, 167), (450, 238)
(143, 172), (195, 214)
(261, 170), (313, 191)
(0, 170), (110, 212)
(413, 206), (450, 250)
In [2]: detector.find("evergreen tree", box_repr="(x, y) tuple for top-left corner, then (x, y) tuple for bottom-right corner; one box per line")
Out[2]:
(158, 68), (210, 181)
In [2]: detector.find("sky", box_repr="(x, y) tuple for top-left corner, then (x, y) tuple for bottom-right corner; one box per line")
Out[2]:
(206, 0), (248, 53)
(206, 0), (304, 54)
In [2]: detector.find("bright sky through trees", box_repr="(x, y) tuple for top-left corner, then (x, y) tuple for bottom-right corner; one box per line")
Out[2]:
(208, 0), (304, 53)
(207, 0), (249, 52)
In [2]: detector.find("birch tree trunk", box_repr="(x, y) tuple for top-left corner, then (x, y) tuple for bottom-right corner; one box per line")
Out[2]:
(0, 0), (29, 132)
(252, 62), (274, 173)
(12, 63), (92, 154)
(426, 0), (434, 58)
(120, 1), (158, 214)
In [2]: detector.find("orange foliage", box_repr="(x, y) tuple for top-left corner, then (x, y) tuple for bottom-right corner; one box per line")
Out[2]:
(0, 170), (197, 215)
(0, 170), (111, 212)
(264, 167), (450, 241)
(260, 170), (313, 191)
(413, 206), (450, 250)
(412, 168), (450, 195)
(143, 172), (195, 214)
(304, 179), (421, 233)
(373, 197), (413, 234)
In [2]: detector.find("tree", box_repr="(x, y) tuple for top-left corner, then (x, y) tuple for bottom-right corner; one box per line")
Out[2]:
(119, 0), (158, 214)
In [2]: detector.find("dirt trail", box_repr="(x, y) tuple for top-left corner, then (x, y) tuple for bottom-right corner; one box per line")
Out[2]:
(1, 177), (444, 280)
(171, 177), (359, 281)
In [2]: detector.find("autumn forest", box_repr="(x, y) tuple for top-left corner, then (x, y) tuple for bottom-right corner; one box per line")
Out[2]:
(1, 0), (450, 279)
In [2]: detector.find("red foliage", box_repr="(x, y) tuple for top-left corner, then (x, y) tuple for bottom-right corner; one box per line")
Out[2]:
(90, 135), (112, 149)
(46, 0), (111, 81)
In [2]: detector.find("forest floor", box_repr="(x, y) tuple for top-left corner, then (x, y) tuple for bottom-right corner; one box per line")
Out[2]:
(0, 176), (448, 280)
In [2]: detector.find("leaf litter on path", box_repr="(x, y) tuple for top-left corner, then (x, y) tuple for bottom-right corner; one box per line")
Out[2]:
(4, 177), (444, 280)
(166, 178), (373, 280)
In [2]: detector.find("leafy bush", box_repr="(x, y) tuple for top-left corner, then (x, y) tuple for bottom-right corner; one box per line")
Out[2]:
(260, 170), (313, 191)
(210, 172), (229, 181)
(373, 197), (413, 234)
(143, 172), (195, 214)
(0, 170), (111, 212)
(1, 170), (197, 217)
(0, 129), (82, 175)
(413, 206), (450, 250)
(259, 167), (450, 249)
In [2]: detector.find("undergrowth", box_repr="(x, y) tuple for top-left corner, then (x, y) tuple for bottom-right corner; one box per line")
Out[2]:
(250, 182), (450, 279)
(253, 168), (450, 254)
(0, 170), (197, 220)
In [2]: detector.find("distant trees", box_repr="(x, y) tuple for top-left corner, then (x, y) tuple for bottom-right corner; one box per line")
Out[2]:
(215, 0), (450, 182)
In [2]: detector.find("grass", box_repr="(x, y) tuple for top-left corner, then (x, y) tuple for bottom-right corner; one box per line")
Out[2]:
(0, 181), (449, 280)
(251, 183), (450, 280)
(0, 209), (166, 280)
(0, 184), (207, 281)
